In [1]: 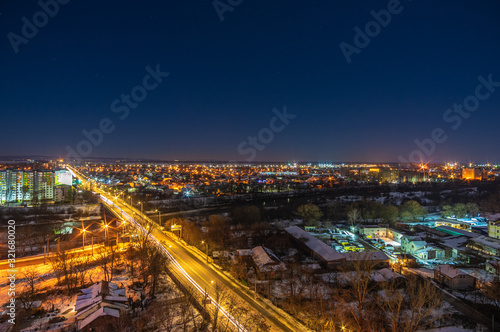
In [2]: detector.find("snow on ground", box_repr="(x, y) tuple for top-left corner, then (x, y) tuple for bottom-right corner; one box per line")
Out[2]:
(331, 191), (436, 206)
(0, 248), (203, 332)
(461, 268), (495, 283)
(422, 327), (476, 332)
(406, 267), (435, 279)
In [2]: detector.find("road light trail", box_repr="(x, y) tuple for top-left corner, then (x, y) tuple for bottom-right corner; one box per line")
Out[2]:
(102, 194), (247, 331)
(68, 166), (306, 332)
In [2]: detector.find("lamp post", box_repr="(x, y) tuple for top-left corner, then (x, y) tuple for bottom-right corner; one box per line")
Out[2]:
(139, 202), (143, 215)
(202, 240), (209, 263)
(156, 209), (161, 227)
(81, 229), (86, 249)
(203, 280), (213, 322)
(104, 223), (109, 244)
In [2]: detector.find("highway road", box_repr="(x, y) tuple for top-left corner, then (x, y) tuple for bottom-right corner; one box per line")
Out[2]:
(68, 166), (308, 332)
(0, 245), (100, 270)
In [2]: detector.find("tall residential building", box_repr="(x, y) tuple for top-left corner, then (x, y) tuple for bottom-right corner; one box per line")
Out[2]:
(11, 170), (24, 202)
(0, 170), (8, 202)
(34, 170), (54, 202)
(489, 220), (500, 239)
(462, 168), (482, 180)
(0, 170), (56, 204)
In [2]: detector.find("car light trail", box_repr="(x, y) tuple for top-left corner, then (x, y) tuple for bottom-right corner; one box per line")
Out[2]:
(100, 193), (247, 332)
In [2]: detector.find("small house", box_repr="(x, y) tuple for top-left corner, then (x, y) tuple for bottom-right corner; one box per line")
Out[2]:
(434, 265), (476, 290)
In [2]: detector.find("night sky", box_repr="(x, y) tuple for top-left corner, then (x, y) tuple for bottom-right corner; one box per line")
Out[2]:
(1, 0), (500, 163)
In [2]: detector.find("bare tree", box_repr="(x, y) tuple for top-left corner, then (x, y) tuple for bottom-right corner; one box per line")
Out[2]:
(50, 249), (75, 292)
(21, 266), (40, 296)
(379, 276), (442, 332)
(402, 276), (442, 331)
(179, 293), (193, 332)
(225, 294), (247, 331)
(211, 282), (229, 331)
(97, 245), (119, 282)
(481, 278), (500, 310)
(347, 208), (362, 226)
(73, 252), (92, 287)
(379, 278), (406, 332)
(338, 253), (379, 331)
(150, 296), (176, 332)
(146, 243), (169, 298)
(125, 244), (137, 277)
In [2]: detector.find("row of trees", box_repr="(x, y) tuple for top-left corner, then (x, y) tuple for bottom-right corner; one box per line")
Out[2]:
(50, 246), (109, 293)
(165, 214), (231, 252)
(129, 220), (170, 298)
(440, 203), (480, 219)
(296, 200), (430, 227)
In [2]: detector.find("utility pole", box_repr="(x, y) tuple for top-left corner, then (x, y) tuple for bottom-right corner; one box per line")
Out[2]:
(268, 277), (271, 299)
(254, 276), (257, 299)
(202, 241), (209, 263)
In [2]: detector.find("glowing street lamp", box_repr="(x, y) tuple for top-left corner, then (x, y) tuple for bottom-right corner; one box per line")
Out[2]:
(156, 209), (161, 226)
(203, 280), (214, 320)
(202, 240), (209, 263)
(81, 228), (86, 249)
(102, 221), (110, 243)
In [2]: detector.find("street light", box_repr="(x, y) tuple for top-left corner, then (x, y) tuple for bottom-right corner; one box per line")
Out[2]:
(202, 240), (209, 263)
(102, 221), (109, 243)
(203, 280), (214, 321)
(81, 228), (86, 249)
(122, 220), (127, 235)
(156, 209), (161, 227)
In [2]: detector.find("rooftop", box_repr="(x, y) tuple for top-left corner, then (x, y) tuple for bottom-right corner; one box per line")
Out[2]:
(74, 280), (128, 330)
(251, 246), (286, 272)
(435, 264), (473, 279)
(470, 235), (500, 250)
(344, 252), (389, 261)
(435, 226), (479, 238)
(285, 226), (345, 262)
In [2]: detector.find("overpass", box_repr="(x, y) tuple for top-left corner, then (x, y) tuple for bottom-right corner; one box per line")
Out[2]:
(67, 166), (309, 332)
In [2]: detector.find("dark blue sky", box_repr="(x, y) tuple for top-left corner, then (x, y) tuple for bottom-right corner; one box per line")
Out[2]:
(1, 0), (499, 163)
